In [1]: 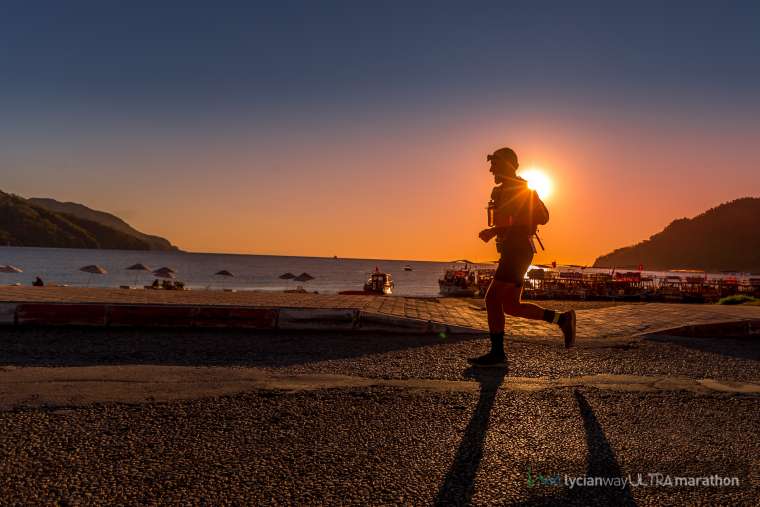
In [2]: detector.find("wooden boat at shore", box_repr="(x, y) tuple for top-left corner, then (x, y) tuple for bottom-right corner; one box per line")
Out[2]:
(522, 267), (759, 302)
(439, 263), (477, 297)
(748, 278), (760, 296)
(438, 263), (495, 297)
(364, 270), (394, 295)
(339, 269), (394, 295)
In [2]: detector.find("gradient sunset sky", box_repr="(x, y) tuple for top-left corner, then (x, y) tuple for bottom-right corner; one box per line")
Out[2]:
(2, 2), (758, 264)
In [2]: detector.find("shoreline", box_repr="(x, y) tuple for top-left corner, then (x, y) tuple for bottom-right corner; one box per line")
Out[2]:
(0, 284), (748, 307)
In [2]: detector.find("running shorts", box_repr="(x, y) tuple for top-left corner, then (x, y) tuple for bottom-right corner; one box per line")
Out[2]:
(494, 235), (534, 286)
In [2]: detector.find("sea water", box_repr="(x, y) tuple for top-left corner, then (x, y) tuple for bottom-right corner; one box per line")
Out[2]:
(0, 247), (751, 297)
(0, 246), (456, 296)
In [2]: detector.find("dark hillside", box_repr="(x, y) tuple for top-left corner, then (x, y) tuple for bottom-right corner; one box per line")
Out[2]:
(593, 198), (760, 272)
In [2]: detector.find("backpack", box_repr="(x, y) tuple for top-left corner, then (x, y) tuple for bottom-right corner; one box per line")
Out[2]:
(491, 179), (549, 231)
(530, 190), (550, 227)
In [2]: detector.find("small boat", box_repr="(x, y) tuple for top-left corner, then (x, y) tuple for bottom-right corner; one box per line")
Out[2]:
(338, 268), (395, 296)
(363, 270), (394, 295)
(439, 263), (494, 297)
(403, 265), (413, 271)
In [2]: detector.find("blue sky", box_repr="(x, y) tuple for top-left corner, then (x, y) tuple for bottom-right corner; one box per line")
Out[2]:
(2, 2), (757, 114)
(1, 1), (758, 261)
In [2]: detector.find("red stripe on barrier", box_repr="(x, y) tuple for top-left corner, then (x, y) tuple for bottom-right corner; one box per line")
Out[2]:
(194, 307), (277, 329)
(16, 304), (107, 326)
(108, 305), (197, 327)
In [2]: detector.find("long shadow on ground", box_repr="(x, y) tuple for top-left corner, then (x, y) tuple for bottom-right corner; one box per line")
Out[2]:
(435, 381), (638, 506)
(572, 390), (637, 506)
(0, 326), (481, 368)
(435, 365), (507, 506)
(512, 390), (637, 506)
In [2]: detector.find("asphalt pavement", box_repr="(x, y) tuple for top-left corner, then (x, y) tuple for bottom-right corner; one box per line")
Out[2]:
(0, 326), (758, 505)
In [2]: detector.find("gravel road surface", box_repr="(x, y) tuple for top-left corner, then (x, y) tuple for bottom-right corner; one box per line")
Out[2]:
(0, 325), (758, 505)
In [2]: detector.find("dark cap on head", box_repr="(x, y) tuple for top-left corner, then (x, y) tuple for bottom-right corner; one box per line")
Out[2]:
(487, 147), (519, 170)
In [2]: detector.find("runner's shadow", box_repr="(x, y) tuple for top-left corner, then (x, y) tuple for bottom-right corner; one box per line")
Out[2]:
(573, 390), (637, 506)
(435, 364), (507, 506)
(514, 390), (637, 506)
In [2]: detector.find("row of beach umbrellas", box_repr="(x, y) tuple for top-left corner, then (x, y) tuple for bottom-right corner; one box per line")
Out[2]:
(82, 264), (213, 286)
(279, 272), (315, 282)
(81, 264), (240, 288)
(3, 262), (315, 287)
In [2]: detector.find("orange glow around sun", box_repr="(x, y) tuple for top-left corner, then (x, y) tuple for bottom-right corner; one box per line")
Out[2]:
(518, 167), (553, 199)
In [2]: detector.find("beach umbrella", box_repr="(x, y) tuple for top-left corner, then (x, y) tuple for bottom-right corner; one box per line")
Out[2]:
(80, 265), (107, 274)
(0, 265), (23, 286)
(153, 267), (177, 282)
(149, 269), (176, 289)
(278, 272), (296, 290)
(215, 269), (234, 290)
(451, 259), (476, 264)
(126, 263), (151, 271)
(79, 264), (107, 287)
(126, 263), (151, 286)
(293, 272), (314, 282)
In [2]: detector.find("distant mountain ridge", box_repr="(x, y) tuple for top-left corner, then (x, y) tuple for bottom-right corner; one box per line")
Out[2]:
(28, 197), (177, 251)
(0, 191), (178, 251)
(593, 197), (760, 273)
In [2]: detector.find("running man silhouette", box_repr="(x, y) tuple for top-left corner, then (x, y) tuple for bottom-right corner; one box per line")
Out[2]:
(469, 147), (576, 367)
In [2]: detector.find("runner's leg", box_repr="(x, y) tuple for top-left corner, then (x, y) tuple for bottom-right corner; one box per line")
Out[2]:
(496, 240), (577, 347)
(485, 278), (506, 333)
(467, 278), (508, 365)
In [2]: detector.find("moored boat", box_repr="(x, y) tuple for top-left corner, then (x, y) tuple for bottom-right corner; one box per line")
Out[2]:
(338, 269), (394, 295)
(363, 270), (394, 295)
(439, 262), (494, 297)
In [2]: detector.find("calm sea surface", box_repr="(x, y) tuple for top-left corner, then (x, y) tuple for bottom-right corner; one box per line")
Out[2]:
(0, 247), (464, 296)
(0, 247), (751, 297)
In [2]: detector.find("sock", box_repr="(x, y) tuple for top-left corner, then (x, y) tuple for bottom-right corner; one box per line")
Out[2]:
(489, 331), (505, 356)
(542, 309), (562, 324)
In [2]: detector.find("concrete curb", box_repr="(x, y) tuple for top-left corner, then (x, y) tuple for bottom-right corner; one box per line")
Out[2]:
(357, 312), (481, 335)
(0, 302), (483, 335)
(4, 367), (760, 409)
(17, 303), (107, 326)
(278, 308), (358, 331)
(0, 303), (17, 324)
(4, 301), (759, 338)
(653, 319), (760, 338)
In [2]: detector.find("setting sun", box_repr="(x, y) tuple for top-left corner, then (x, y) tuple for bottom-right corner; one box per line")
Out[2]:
(518, 168), (553, 199)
